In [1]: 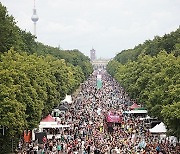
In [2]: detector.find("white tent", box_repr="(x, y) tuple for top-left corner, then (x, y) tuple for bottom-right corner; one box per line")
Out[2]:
(39, 124), (70, 129)
(39, 123), (59, 129)
(149, 122), (167, 133)
(39, 115), (71, 129)
(32, 115), (71, 140)
(61, 95), (72, 104)
(140, 115), (154, 120)
(124, 110), (148, 114)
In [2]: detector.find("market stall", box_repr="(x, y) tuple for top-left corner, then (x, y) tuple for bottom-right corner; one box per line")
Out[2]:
(149, 122), (167, 133)
(37, 115), (70, 139)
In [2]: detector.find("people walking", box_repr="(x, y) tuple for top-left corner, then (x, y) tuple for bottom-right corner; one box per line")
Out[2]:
(25, 69), (180, 153)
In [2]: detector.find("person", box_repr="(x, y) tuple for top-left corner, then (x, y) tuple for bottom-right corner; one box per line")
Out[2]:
(23, 70), (180, 153)
(86, 144), (90, 154)
(57, 144), (61, 154)
(114, 146), (120, 154)
(94, 147), (100, 154)
(49, 141), (53, 151)
(52, 144), (57, 153)
(42, 136), (47, 143)
(73, 148), (78, 154)
(17, 141), (22, 151)
(156, 145), (161, 153)
(33, 144), (38, 154)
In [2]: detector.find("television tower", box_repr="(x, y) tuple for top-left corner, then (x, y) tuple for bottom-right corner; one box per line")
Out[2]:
(31, 0), (39, 36)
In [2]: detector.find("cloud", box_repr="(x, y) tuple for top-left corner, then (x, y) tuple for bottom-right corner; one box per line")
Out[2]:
(1, 0), (180, 58)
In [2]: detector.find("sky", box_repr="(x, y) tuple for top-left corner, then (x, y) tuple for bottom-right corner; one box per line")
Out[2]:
(1, 0), (180, 59)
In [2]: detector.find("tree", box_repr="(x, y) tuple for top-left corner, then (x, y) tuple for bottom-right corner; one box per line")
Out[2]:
(109, 51), (180, 131)
(19, 30), (37, 54)
(0, 3), (24, 53)
(0, 2), (93, 152)
(161, 102), (180, 138)
(106, 60), (121, 77)
(113, 27), (180, 64)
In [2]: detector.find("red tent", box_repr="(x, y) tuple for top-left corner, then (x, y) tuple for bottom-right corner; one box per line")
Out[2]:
(41, 114), (55, 122)
(130, 103), (140, 110)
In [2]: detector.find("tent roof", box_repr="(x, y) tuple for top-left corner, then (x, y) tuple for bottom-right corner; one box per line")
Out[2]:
(61, 95), (72, 104)
(130, 103), (140, 110)
(149, 122), (167, 133)
(39, 124), (70, 128)
(124, 110), (148, 114)
(140, 115), (154, 120)
(41, 114), (55, 122)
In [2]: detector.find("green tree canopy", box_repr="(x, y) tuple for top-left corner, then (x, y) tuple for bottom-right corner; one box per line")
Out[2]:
(107, 51), (180, 136)
(114, 27), (180, 64)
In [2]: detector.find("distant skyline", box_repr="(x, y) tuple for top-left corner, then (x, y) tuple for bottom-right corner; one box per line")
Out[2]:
(1, 0), (180, 59)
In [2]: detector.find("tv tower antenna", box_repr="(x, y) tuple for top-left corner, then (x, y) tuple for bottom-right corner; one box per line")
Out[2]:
(31, 0), (39, 36)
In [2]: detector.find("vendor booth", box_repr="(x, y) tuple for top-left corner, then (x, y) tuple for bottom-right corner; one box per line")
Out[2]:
(36, 115), (70, 139)
(124, 110), (148, 114)
(149, 122), (167, 134)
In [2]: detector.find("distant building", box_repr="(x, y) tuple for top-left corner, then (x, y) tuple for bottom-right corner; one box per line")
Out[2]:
(91, 59), (110, 70)
(90, 48), (96, 61)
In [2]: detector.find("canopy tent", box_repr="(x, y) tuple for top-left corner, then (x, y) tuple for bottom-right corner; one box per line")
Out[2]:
(39, 124), (70, 129)
(149, 122), (167, 133)
(61, 95), (72, 104)
(34, 115), (71, 140)
(40, 114), (57, 128)
(39, 115), (70, 129)
(130, 103), (140, 110)
(139, 115), (154, 120)
(41, 114), (55, 122)
(124, 110), (148, 114)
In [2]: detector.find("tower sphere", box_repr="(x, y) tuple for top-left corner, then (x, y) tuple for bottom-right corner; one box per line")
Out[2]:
(31, 9), (39, 22)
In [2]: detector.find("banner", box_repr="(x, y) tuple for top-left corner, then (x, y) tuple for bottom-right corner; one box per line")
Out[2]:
(97, 79), (102, 89)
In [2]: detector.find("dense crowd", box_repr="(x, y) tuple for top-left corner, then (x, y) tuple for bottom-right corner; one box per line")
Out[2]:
(22, 70), (179, 154)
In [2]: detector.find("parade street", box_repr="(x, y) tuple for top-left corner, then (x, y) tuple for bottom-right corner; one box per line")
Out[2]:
(21, 69), (179, 154)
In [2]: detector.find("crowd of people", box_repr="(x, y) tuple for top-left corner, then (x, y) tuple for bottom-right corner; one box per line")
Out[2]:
(23, 70), (179, 154)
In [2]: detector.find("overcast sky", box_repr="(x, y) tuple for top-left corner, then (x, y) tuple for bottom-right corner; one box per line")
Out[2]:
(1, 0), (180, 59)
